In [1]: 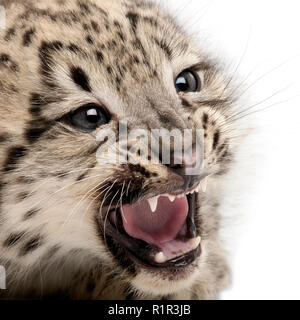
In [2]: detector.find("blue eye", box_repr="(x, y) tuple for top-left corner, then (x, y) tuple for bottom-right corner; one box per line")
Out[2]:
(175, 70), (200, 93)
(69, 104), (110, 132)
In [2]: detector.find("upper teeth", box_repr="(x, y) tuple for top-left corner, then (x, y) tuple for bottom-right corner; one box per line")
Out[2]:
(168, 194), (176, 202)
(148, 196), (159, 212)
(147, 178), (209, 213)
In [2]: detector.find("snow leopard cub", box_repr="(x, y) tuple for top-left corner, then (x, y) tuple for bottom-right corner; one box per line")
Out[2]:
(0, 0), (240, 299)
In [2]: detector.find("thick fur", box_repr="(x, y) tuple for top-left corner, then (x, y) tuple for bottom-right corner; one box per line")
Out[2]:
(0, 0), (241, 299)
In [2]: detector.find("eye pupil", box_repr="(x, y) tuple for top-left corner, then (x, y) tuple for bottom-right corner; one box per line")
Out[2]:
(86, 109), (99, 123)
(176, 76), (189, 92)
(175, 70), (199, 93)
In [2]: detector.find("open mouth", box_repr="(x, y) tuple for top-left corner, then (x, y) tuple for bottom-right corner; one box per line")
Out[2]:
(97, 178), (207, 270)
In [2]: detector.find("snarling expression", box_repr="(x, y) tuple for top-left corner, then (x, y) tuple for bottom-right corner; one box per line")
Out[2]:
(0, 0), (239, 298)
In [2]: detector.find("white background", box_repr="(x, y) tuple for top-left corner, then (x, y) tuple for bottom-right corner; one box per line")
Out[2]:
(164, 0), (300, 299)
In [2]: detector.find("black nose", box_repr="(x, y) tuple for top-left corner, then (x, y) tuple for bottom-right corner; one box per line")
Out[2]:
(167, 147), (202, 191)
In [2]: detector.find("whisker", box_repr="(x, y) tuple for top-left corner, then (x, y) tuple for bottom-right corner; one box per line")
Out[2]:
(221, 28), (252, 97)
(61, 178), (111, 230)
(25, 173), (107, 218)
(238, 55), (300, 99)
(76, 183), (116, 232)
(103, 189), (121, 238)
(17, 167), (99, 200)
(117, 181), (127, 224)
(100, 180), (118, 246)
(213, 85), (293, 132)
(227, 95), (300, 124)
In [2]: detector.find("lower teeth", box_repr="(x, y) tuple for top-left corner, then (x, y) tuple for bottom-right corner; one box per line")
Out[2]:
(154, 236), (201, 264)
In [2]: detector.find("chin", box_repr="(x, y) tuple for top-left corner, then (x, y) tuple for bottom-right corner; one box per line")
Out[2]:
(131, 264), (201, 297)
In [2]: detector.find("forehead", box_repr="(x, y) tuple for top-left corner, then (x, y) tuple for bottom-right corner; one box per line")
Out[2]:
(24, 0), (202, 77)
(4, 0), (207, 118)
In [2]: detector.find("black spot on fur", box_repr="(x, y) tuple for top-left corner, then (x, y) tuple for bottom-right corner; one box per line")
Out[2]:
(17, 192), (29, 202)
(117, 31), (126, 42)
(24, 208), (39, 220)
(89, 2), (108, 17)
(107, 39), (117, 50)
(77, 0), (91, 13)
(220, 148), (229, 162)
(85, 35), (94, 44)
(29, 92), (56, 115)
(4, 28), (16, 41)
(114, 20), (121, 28)
(202, 113), (208, 130)
(143, 16), (159, 28)
(39, 41), (64, 88)
(23, 28), (36, 46)
(90, 20), (100, 33)
(126, 12), (139, 32)
(107, 66), (112, 74)
(154, 38), (172, 59)
(0, 133), (8, 143)
(181, 98), (192, 108)
(213, 131), (220, 150)
(131, 38), (149, 63)
(17, 176), (35, 184)
(39, 41), (64, 63)
(20, 235), (43, 256)
(4, 232), (26, 247)
(82, 23), (90, 31)
(68, 43), (80, 53)
(217, 142), (226, 156)
(95, 51), (104, 63)
(0, 54), (19, 72)
(128, 164), (151, 178)
(76, 172), (87, 181)
(3, 146), (27, 172)
(70, 66), (91, 92)
(25, 118), (54, 144)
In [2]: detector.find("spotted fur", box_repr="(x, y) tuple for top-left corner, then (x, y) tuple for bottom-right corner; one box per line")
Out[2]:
(0, 0), (242, 299)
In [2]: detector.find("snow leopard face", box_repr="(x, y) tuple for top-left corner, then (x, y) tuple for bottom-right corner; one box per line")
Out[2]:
(0, 0), (239, 299)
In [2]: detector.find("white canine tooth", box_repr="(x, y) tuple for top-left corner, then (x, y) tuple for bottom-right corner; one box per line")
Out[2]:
(155, 252), (167, 264)
(148, 196), (159, 213)
(168, 194), (176, 202)
(201, 178), (208, 192)
(189, 236), (201, 250)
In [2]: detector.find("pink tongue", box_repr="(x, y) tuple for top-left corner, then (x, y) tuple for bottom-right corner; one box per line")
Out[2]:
(121, 196), (188, 245)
